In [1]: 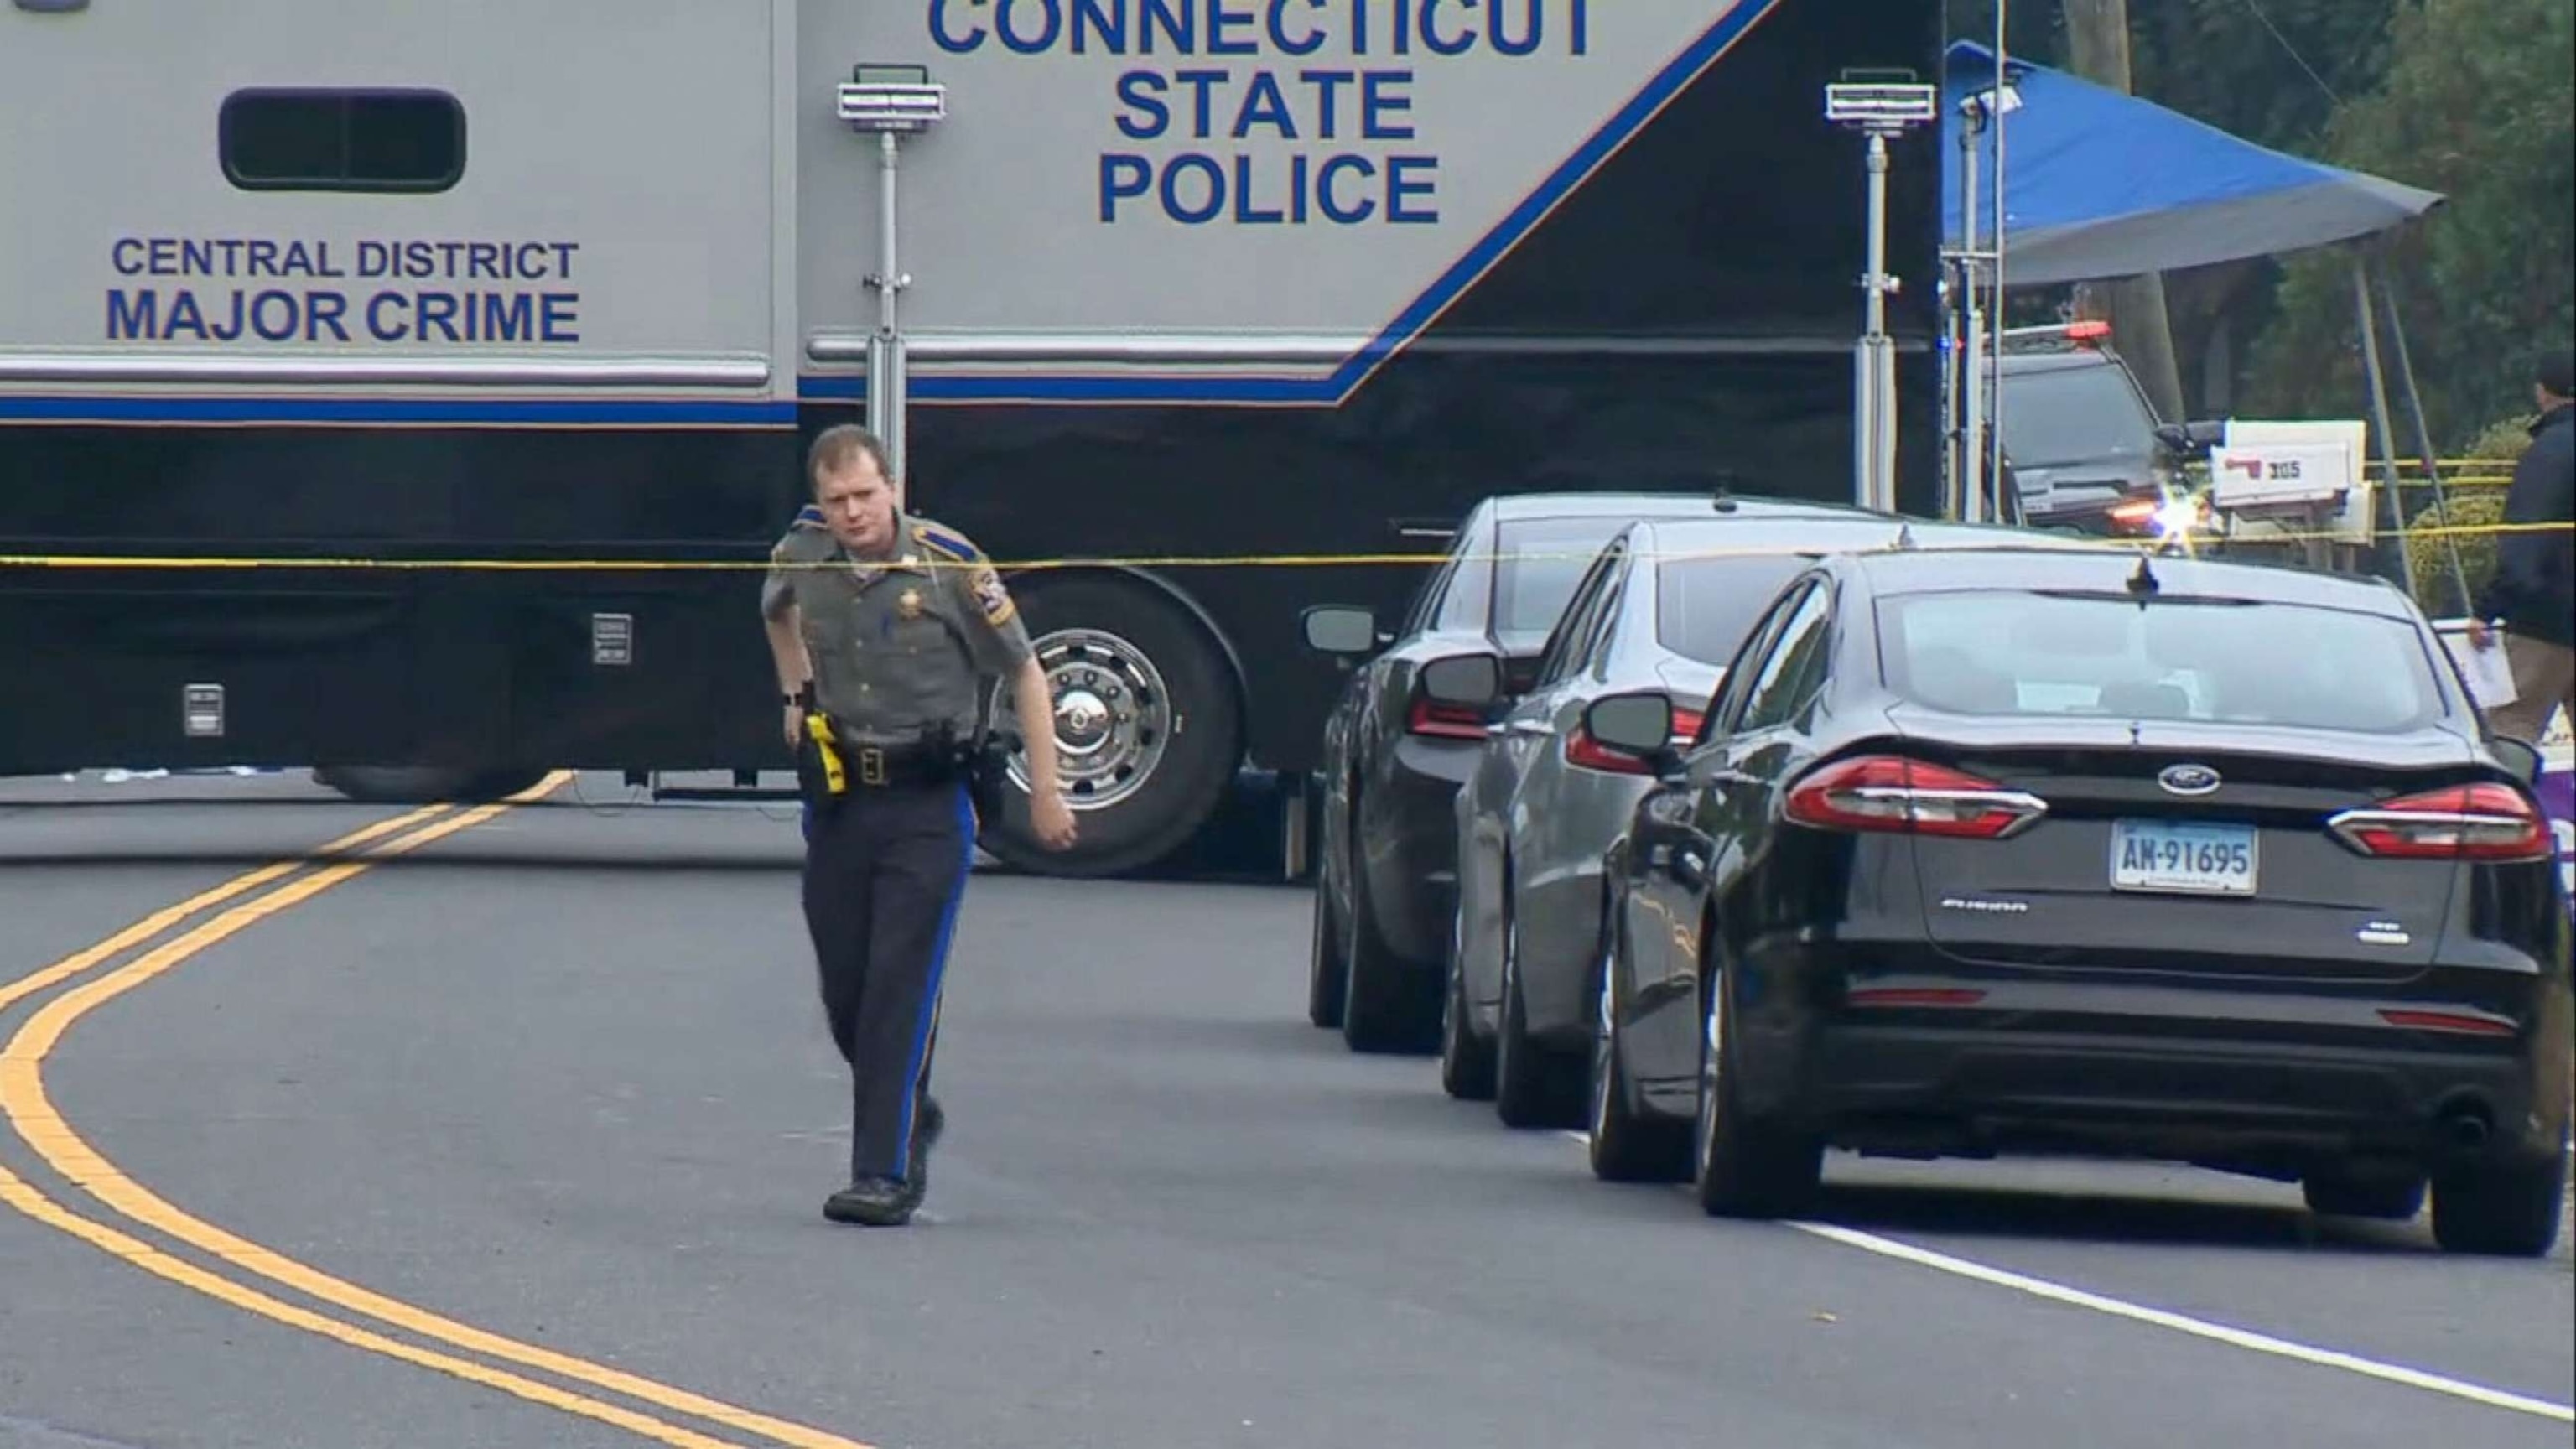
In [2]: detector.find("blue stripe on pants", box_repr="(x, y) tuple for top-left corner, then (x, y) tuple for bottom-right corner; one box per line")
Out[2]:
(888, 782), (976, 1180)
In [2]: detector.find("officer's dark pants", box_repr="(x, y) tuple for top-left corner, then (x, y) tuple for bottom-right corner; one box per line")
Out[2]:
(799, 777), (976, 1185)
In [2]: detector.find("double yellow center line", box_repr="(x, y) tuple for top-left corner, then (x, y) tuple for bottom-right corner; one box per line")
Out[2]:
(0, 776), (878, 1449)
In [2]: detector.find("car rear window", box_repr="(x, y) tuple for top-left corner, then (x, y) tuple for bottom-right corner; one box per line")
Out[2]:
(1492, 517), (1627, 634)
(1874, 589), (2445, 732)
(1654, 554), (1815, 665)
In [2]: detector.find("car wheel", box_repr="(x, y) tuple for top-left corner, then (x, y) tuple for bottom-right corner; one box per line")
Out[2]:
(1691, 954), (1821, 1218)
(1493, 913), (1584, 1130)
(1587, 932), (1688, 1183)
(2429, 1154), (2568, 1257)
(1339, 837), (1437, 1054)
(2300, 1168), (2426, 1222)
(1306, 813), (1348, 1028)
(1438, 911), (1495, 1101)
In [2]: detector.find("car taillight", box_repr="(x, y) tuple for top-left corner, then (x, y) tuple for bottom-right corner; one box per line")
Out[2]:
(2325, 783), (2549, 862)
(1784, 755), (2048, 839)
(1406, 694), (1487, 741)
(1563, 703), (1705, 776)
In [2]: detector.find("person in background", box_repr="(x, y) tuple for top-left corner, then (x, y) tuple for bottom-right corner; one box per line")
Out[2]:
(2470, 348), (2574, 745)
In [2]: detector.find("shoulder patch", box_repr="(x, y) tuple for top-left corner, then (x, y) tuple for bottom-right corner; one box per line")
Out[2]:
(969, 564), (1017, 628)
(910, 522), (984, 564)
(792, 503), (827, 530)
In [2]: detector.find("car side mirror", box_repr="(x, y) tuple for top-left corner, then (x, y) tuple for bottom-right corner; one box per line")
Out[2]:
(2487, 734), (2544, 787)
(1583, 691), (1673, 757)
(1420, 651), (1503, 707)
(1301, 605), (1379, 657)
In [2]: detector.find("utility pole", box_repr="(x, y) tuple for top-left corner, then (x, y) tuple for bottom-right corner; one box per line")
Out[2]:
(2059, 0), (2189, 425)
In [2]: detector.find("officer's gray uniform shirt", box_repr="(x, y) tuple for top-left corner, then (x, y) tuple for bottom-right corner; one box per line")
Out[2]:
(762, 511), (1036, 745)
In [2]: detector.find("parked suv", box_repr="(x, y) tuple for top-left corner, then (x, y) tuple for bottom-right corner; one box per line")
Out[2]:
(1992, 322), (2220, 535)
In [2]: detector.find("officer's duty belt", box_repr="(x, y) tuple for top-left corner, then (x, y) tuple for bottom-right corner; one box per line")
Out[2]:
(803, 714), (963, 794)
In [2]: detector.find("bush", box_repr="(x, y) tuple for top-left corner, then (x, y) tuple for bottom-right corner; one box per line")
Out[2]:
(2402, 413), (2530, 616)
(2406, 488), (2504, 617)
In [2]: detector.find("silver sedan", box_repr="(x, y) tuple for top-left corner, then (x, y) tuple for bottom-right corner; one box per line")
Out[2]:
(1431, 508), (2044, 1127)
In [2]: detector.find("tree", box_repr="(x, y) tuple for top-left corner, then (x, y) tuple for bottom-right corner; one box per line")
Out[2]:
(2237, 0), (2573, 451)
(2126, 0), (2398, 156)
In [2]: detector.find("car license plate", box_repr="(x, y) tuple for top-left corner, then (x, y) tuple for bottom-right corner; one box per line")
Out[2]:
(2110, 819), (2257, 896)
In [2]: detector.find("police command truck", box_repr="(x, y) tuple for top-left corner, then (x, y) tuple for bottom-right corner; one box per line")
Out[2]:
(0, 0), (1947, 877)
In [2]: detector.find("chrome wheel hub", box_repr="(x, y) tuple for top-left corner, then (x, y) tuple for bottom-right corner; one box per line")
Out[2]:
(997, 627), (1171, 811)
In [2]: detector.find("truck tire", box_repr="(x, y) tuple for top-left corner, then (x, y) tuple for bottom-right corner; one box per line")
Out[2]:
(978, 576), (1243, 879)
(313, 766), (548, 804)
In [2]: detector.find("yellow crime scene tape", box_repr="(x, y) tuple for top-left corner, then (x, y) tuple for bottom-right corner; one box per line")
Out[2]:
(0, 519), (2562, 576)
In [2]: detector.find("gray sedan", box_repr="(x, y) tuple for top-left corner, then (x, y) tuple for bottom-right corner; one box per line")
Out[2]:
(1428, 510), (2068, 1127)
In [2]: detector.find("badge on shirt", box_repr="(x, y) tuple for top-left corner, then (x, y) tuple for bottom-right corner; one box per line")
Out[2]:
(896, 588), (925, 621)
(970, 566), (1015, 626)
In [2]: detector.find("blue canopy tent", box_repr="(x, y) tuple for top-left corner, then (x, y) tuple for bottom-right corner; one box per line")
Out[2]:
(1937, 40), (2443, 286)
(1931, 40), (2459, 599)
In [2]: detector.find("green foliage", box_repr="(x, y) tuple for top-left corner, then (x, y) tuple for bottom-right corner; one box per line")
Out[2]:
(2464, 412), (2542, 460)
(2406, 486), (2504, 617)
(2126, 0), (2398, 154)
(2240, 0), (2576, 453)
(2400, 406), (2538, 615)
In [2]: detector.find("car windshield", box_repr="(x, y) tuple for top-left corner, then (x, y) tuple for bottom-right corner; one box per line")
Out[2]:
(1492, 517), (1626, 635)
(1654, 553), (1815, 665)
(1997, 361), (2160, 468)
(1873, 589), (2444, 732)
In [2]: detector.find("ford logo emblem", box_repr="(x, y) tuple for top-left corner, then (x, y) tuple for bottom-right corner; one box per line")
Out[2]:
(2158, 763), (2222, 796)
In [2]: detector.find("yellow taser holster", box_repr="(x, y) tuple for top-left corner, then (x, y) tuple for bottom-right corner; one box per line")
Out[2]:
(806, 709), (847, 796)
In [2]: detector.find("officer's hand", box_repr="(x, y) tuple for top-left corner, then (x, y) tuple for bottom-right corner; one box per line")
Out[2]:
(1031, 792), (1078, 851)
(2466, 618), (2494, 650)
(784, 704), (805, 750)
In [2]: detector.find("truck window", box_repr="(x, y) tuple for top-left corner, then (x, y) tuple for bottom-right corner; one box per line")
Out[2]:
(1996, 360), (2159, 470)
(221, 89), (465, 193)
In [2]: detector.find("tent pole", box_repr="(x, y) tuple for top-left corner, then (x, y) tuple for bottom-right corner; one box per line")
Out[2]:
(1957, 108), (1989, 522)
(2374, 262), (2475, 615)
(1984, 0), (2011, 525)
(2349, 253), (2414, 589)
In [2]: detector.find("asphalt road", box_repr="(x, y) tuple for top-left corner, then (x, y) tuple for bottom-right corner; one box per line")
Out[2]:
(2, 772), (2569, 1449)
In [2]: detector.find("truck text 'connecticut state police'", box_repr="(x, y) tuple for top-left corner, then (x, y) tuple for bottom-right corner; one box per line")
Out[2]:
(927, 0), (1592, 228)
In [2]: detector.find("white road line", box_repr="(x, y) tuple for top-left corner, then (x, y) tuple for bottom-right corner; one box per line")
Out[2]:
(1787, 1221), (2572, 1423)
(1552, 1132), (2573, 1423)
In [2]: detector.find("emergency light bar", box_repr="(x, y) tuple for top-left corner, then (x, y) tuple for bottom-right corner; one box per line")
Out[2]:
(839, 65), (947, 132)
(1826, 78), (1938, 131)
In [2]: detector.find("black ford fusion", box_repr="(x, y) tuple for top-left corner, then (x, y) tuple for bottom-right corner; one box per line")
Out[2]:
(1301, 491), (1768, 1052)
(1582, 544), (2573, 1256)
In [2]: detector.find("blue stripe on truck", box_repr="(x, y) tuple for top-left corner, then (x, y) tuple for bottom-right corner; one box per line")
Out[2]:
(806, 0), (1784, 409)
(3, 3), (1783, 423)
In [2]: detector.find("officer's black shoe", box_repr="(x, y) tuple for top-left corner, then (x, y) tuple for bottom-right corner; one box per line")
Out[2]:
(823, 1176), (921, 1227)
(906, 1097), (943, 1202)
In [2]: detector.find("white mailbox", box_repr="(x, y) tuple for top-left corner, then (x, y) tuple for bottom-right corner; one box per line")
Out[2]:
(2209, 442), (2354, 510)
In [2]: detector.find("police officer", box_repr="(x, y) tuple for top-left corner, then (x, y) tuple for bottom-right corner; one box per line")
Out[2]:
(761, 423), (1077, 1226)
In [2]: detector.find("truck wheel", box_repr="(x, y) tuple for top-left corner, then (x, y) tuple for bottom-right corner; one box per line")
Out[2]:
(314, 766), (548, 804)
(979, 577), (1242, 879)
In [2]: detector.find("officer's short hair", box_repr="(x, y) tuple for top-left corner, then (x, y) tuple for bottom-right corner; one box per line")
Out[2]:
(808, 424), (892, 490)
